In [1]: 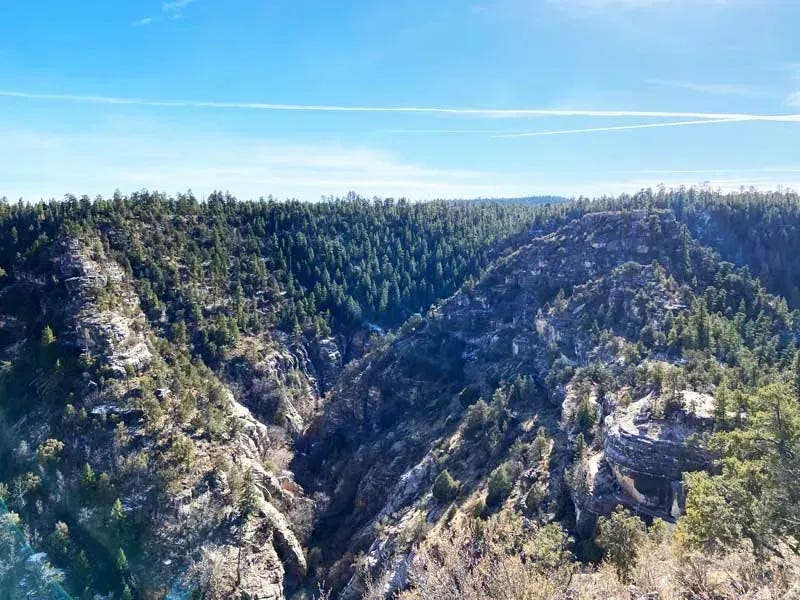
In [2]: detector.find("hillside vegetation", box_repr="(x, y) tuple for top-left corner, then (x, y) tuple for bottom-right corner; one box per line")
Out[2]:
(1, 189), (800, 599)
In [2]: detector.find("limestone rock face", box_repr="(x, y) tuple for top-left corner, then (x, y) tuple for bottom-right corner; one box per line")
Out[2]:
(313, 336), (343, 393)
(257, 497), (308, 576)
(488, 210), (687, 306)
(59, 237), (152, 377)
(226, 337), (323, 436)
(188, 522), (287, 600)
(570, 389), (713, 535)
(28, 237), (310, 599)
(604, 392), (712, 501)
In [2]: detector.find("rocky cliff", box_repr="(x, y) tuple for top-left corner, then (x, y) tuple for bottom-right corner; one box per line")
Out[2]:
(301, 209), (793, 595)
(1, 237), (312, 598)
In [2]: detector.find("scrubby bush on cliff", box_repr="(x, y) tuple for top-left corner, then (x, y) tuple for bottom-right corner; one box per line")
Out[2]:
(433, 470), (460, 503)
(462, 399), (490, 440)
(395, 513), (573, 600)
(486, 463), (514, 508)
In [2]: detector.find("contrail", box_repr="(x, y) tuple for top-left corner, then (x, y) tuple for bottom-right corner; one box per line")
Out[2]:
(381, 118), (758, 137)
(379, 129), (514, 134)
(2, 90), (800, 121)
(491, 118), (752, 138)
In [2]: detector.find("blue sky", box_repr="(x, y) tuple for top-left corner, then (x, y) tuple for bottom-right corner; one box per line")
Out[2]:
(1, 0), (799, 201)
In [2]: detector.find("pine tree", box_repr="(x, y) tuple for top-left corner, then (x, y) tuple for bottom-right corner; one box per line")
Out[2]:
(714, 383), (729, 430)
(532, 427), (550, 462)
(109, 498), (129, 548)
(81, 463), (96, 490)
(72, 549), (92, 593)
(46, 521), (71, 563)
(238, 469), (260, 518)
(486, 463), (513, 508)
(576, 397), (597, 432)
(574, 432), (586, 458)
(115, 547), (129, 573)
(596, 505), (645, 582)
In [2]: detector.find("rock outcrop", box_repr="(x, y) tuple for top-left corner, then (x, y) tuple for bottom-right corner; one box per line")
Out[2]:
(603, 390), (713, 515)
(58, 237), (152, 377)
(313, 336), (343, 393)
(569, 386), (714, 536)
(225, 335), (324, 437)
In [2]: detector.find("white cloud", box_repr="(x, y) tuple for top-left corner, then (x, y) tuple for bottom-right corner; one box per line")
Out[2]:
(612, 167), (800, 175)
(546, 0), (741, 23)
(161, 0), (196, 20)
(550, 0), (731, 7)
(162, 0), (196, 12)
(381, 116), (797, 138)
(550, 0), (670, 6)
(1, 126), (797, 203)
(0, 128), (512, 201)
(787, 91), (800, 107)
(133, 0), (197, 28)
(648, 79), (757, 97)
(547, 0), (731, 13)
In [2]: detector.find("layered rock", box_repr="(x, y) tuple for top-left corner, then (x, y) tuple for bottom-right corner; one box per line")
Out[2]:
(604, 390), (713, 515)
(570, 388), (713, 535)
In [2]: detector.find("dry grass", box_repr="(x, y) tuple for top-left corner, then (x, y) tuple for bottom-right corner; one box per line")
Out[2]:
(394, 511), (573, 600)
(375, 510), (800, 600)
(572, 539), (800, 600)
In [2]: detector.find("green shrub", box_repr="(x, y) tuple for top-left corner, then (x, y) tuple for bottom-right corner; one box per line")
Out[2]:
(531, 427), (550, 462)
(463, 399), (490, 439)
(486, 463), (514, 507)
(433, 469), (460, 503)
(531, 523), (571, 570)
(524, 484), (546, 513)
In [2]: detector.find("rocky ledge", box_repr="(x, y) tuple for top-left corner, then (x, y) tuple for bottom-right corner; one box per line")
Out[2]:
(574, 388), (713, 535)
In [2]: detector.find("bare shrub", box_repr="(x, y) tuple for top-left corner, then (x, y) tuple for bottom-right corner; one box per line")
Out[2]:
(398, 511), (573, 600)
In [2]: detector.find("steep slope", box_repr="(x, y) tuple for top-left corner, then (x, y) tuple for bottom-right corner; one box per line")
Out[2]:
(301, 209), (798, 595)
(0, 237), (309, 598)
